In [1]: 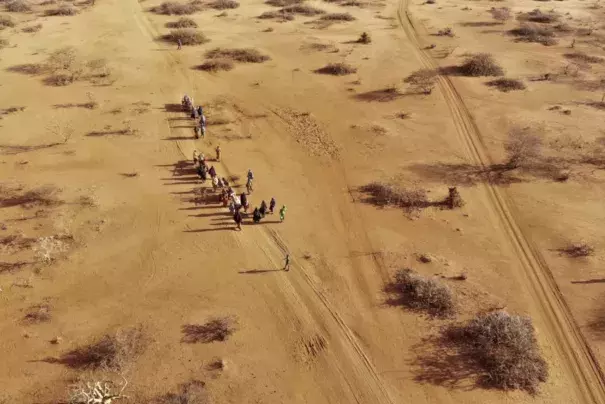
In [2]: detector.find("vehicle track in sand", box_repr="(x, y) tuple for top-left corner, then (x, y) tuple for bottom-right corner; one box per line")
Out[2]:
(397, 1), (605, 402)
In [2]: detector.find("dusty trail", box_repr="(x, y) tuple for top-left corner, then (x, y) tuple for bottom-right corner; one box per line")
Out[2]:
(397, 1), (605, 403)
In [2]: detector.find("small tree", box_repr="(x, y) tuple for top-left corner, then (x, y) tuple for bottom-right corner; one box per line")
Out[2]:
(357, 31), (371, 44)
(504, 126), (543, 168)
(489, 7), (511, 23)
(404, 68), (437, 94)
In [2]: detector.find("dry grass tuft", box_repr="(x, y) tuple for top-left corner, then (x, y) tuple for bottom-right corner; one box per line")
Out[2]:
(258, 9), (294, 20)
(265, 0), (303, 6)
(519, 8), (559, 23)
(510, 23), (557, 46)
(437, 27), (454, 36)
(197, 59), (234, 72)
(282, 4), (325, 15)
(208, 0), (239, 9)
(205, 47), (270, 63)
(320, 12), (355, 21)
(166, 16), (198, 28)
(387, 268), (455, 316)
(449, 311), (548, 393)
(486, 78), (526, 92)
(459, 53), (504, 76)
(162, 28), (209, 45)
(0, 37), (8, 48)
(489, 6), (511, 23)
(22, 23), (42, 32)
(564, 52), (603, 63)
(6, 0), (32, 12)
(181, 317), (237, 343)
(45, 4), (78, 15)
(0, 15), (15, 29)
(404, 68), (437, 94)
(52, 325), (148, 371)
(23, 303), (52, 324)
(559, 243), (595, 257)
(315, 62), (357, 75)
(359, 182), (429, 214)
(152, 1), (201, 15)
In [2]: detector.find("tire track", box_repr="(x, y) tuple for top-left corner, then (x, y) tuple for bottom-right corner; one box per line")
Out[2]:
(397, 1), (605, 402)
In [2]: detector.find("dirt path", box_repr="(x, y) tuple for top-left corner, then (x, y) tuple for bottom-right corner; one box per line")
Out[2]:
(397, 1), (605, 402)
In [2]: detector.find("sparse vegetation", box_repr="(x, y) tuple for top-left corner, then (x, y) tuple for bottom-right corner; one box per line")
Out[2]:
(6, 0), (32, 12)
(266, 0), (302, 6)
(404, 68), (437, 94)
(459, 53), (504, 76)
(357, 31), (371, 44)
(437, 27), (453, 36)
(510, 23), (558, 46)
(23, 303), (52, 324)
(208, 0), (239, 9)
(320, 12), (355, 21)
(0, 38), (8, 49)
(156, 381), (209, 404)
(443, 187), (464, 209)
(205, 47), (270, 63)
(22, 23), (42, 32)
(0, 184), (62, 208)
(0, 15), (15, 29)
(315, 62), (357, 75)
(258, 9), (294, 20)
(448, 311), (548, 393)
(359, 182), (429, 215)
(388, 268), (455, 316)
(52, 326), (148, 371)
(564, 51), (603, 63)
(559, 243), (595, 257)
(166, 17), (198, 28)
(45, 4), (78, 16)
(282, 4), (325, 15)
(504, 126), (543, 168)
(152, 1), (201, 15)
(519, 8), (559, 23)
(489, 6), (511, 23)
(34, 235), (71, 263)
(197, 59), (234, 72)
(181, 317), (237, 343)
(486, 78), (526, 92)
(162, 28), (209, 45)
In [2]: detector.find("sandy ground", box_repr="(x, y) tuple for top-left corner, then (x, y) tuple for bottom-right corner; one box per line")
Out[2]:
(2, 0), (605, 402)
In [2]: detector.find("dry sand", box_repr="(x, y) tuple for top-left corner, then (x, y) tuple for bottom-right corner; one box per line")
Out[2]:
(1, 0), (605, 402)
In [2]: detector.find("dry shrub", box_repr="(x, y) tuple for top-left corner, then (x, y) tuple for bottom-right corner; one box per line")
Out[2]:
(0, 38), (8, 48)
(282, 4), (325, 15)
(489, 6), (510, 23)
(266, 0), (302, 6)
(45, 4), (78, 15)
(404, 68), (437, 94)
(34, 235), (72, 263)
(258, 9), (294, 20)
(47, 46), (78, 71)
(45, 72), (76, 86)
(553, 22), (573, 32)
(208, 0), (239, 9)
(437, 27), (453, 36)
(459, 53), (504, 76)
(320, 12), (355, 21)
(205, 47), (270, 63)
(519, 8), (559, 23)
(486, 78), (526, 92)
(510, 23), (558, 45)
(564, 52), (603, 63)
(505, 126), (542, 168)
(54, 326), (148, 371)
(449, 311), (548, 393)
(559, 243), (595, 257)
(443, 187), (464, 209)
(197, 59), (234, 71)
(0, 15), (15, 29)
(156, 380), (209, 404)
(152, 1), (200, 15)
(23, 303), (52, 324)
(162, 28), (209, 45)
(357, 31), (371, 43)
(6, 0), (32, 12)
(22, 23), (42, 32)
(0, 184), (62, 208)
(388, 268), (455, 316)
(315, 62), (357, 75)
(166, 16), (198, 28)
(181, 317), (237, 343)
(359, 182), (428, 214)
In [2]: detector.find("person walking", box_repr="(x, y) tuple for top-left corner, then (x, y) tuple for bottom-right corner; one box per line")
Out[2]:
(247, 169), (254, 182)
(269, 197), (276, 214)
(259, 200), (267, 217)
(246, 178), (253, 195)
(253, 207), (261, 223)
(209, 165), (216, 179)
(279, 205), (287, 222)
(177, 39), (182, 50)
(193, 149), (199, 165)
(215, 145), (221, 162)
(197, 106), (203, 117)
(234, 210), (242, 231)
(240, 192), (248, 212)
(284, 254), (290, 271)
(212, 175), (219, 191)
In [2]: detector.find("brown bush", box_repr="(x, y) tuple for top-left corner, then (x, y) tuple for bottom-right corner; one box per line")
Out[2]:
(23, 303), (52, 324)
(559, 243), (595, 257)
(53, 326), (148, 370)
(166, 17), (198, 28)
(0, 184), (62, 208)
(504, 126), (543, 168)
(205, 47), (270, 63)
(320, 12), (355, 21)
(449, 311), (548, 393)
(489, 6), (511, 23)
(437, 27), (453, 36)
(510, 23), (558, 46)
(564, 52), (603, 63)
(162, 28), (209, 45)
(197, 59), (234, 72)
(443, 187), (464, 209)
(152, 1), (201, 15)
(404, 68), (437, 94)
(208, 0), (239, 9)
(315, 62), (357, 75)
(459, 53), (504, 76)
(359, 182), (429, 214)
(519, 8), (559, 23)
(258, 9), (294, 20)
(266, 0), (303, 6)
(6, 0), (32, 12)
(388, 268), (455, 316)
(181, 317), (237, 343)
(156, 381), (209, 404)
(357, 31), (371, 43)
(45, 4), (78, 15)
(553, 22), (574, 32)
(47, 46), (78, 71)
(22, 23), (42, 32)
(486, 78), (526, 92)
(0, 15), (15, 29)
(282, 4), (325, 15)
(45, 72), (76, 86)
